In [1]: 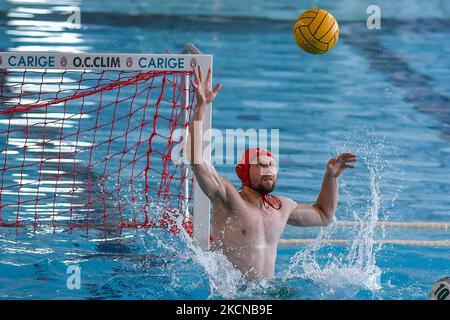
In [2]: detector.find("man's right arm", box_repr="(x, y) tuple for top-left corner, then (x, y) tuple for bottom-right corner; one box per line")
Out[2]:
(187, 67), (226, 202)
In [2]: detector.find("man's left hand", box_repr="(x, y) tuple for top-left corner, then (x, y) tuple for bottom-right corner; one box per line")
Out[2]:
(326, 152), (357, 177)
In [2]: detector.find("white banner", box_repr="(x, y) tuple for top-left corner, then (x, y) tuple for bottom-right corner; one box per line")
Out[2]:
(0, 52), (212, 71)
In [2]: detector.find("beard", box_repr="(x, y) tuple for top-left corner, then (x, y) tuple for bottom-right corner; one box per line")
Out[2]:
(251, 176), (276, 194)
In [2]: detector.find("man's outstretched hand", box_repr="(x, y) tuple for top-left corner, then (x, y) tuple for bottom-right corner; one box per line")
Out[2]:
(191, 66), (222, 105)
(326, 152), (357, 177)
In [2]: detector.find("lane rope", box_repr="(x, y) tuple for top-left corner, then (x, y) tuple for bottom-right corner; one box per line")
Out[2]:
(279, 239), (450, 247)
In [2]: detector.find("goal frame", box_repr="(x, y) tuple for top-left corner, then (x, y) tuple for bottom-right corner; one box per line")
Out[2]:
(0, 51), (212, 250)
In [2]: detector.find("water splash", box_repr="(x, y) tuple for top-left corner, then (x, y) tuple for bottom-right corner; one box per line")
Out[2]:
(141, 211), (241, 298)
(183, 238), (248, 299)
(174, 218), (279, 299)
(142, 209), (289, 299)
(280, 129), (398, 297)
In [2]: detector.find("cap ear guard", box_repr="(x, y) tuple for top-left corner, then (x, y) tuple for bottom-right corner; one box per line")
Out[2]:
(236, 163), (250, 187)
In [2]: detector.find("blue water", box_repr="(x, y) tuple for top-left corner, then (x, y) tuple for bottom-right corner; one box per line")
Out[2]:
(0, 0), (449, 299)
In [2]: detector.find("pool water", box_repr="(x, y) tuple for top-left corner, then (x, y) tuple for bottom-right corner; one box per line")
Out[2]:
(0, 0), (449, 299)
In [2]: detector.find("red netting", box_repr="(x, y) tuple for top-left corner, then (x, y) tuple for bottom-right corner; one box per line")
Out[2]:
(0, 68), (195, 236)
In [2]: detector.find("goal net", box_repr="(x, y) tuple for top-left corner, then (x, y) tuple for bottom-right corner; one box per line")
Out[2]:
(0, 52), (212, 247)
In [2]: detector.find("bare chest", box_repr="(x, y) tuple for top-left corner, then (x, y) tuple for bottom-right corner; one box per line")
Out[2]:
(213, 202), (287, 245)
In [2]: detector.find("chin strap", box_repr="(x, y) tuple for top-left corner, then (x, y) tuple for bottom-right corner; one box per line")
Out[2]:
(260, 193), (283, 210)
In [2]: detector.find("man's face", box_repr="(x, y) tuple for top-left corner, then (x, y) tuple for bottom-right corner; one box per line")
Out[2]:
(248, 154), (278, 193)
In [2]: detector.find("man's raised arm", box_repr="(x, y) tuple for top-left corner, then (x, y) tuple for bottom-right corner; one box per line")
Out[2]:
(287, 152), (357, 227)
(186, 66), (226, 202)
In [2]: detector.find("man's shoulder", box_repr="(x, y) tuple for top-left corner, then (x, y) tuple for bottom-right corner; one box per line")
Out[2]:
(266, 195), (296, 213)
(274, 195), (296, 205)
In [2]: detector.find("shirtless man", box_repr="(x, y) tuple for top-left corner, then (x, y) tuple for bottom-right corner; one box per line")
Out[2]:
(188, 67), (357, 280)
